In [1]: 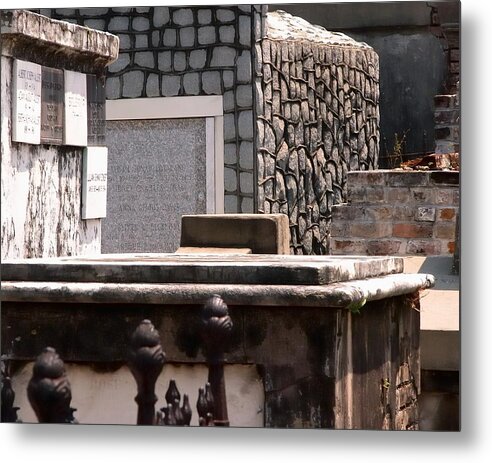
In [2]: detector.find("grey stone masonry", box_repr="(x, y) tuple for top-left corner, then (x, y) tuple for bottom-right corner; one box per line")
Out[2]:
(49, 5), (267, 214)
(256, 11), (380, 255)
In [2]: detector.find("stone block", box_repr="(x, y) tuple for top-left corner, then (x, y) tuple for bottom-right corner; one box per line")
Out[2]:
(105, 76), (120, 99)
(224, 194), (239, 213)
(84, 19), (106, 31)
(108, 16), (129, 32)
(145, 73), (160, 97)
(81, 8), (108, 16)
(237, 51), (252, 83)
(240, 172), (254, 194)
(224, 113), (236, 140)
(241, 197), (254, 213)
(118, 35), (131, 49)
(223, 70), (235, 88)
(122, 71), (144, 98)
(238, 111), (254, 139)
(239, 15), (251, 46)
(158, 51), (172, 72)
(134, 51), (154, 68)
(198, 26), (216, 45)
(183, 73), (200, 95)
(152, 31), (160, 47)
(415, 207), (436, 222)
(223, 90), (235, 112)
(211, 46), (236, 67)
(173, 9), (194, 26)
(189, 49), (207, 69)
(161, 75), (181, 96)
(217, 9), (236, 22)
(393, 223), (433, 239)
(174, 51), (187, 72)
(163, 29), (177, 47)
(135, 34), (148, 49)
(239, 141), (254, 169)
(224, 166), (237, 192)
(219, 25), (235, 43)
(132, 17), (149, 32)
(198, 9), (212, 25)
(236, 85), (253, 108)
(224, 143), (237, 165)
(180, 214), (291, 254)
(180, 27), (196, 47)
(202, 71), (222, 95)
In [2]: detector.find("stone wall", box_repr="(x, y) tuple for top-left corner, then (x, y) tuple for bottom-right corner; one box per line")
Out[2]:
(0, 10), (118, 259)
(330, 170), (459, 256)
(256, 11), (380, 255)
(46, 6), (266, 214)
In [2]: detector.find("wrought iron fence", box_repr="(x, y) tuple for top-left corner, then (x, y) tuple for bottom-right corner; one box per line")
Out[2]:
(1, 294), (233, 426)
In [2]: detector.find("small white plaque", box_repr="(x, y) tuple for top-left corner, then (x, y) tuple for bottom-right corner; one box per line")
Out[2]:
(64, 70), (87, 146)
(12, 59), (42, 144)
(82, 147), (108, 219)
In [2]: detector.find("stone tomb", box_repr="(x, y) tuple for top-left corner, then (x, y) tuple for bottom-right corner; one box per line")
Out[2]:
(63, 70), (87, 146)
(40, 66), (64, 145)
(12, 59), (42, 144)
(1, 253), (433, 428)
(82, 147), (108, 220)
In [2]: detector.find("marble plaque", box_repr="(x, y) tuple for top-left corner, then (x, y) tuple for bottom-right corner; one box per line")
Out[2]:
(86, 74), (106, 146)
(64, 70), (87, 146)
(40, 66), (64, 145)
(12, 59), (42, 144)
(102, 118), (207, 253)
(82, 147), (108, 219)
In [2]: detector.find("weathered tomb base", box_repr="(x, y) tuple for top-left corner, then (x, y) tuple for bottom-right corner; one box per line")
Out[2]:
(1, 254), (433, 429)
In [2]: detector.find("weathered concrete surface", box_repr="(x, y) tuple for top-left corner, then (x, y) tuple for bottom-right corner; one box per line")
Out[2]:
(180, 214), (291, 255)
(1, 253), (405, 286)
(1, 9), (119, 74)
(0, 273), (434, 309)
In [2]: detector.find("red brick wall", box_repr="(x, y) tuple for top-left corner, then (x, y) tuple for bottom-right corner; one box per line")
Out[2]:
(329, 170), (459, 256)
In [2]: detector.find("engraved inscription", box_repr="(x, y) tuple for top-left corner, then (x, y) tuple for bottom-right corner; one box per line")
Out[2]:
(40, 67), (63, 145)
(12, 59), (42, 144)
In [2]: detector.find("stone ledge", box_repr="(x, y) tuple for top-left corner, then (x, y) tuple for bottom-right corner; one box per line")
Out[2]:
(0, 273), (435, 308)
(1, 9), (119, 74)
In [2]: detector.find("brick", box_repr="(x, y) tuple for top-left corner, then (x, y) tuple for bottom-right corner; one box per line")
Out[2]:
(348, 186), (385, 203)
(365, 206), (393, 221)
(329, 222), (351, 238)
(393, 223), (433, 239)
(435, 189), (459, 206)
(387, 187), (411, 203)
(450, 49), (460, 62)
(435, 127), (451, 140)
(350, 222), (392, 238)
(411, 188), (435, 204)
(447, 241), (455, 254)
(329, 239), (367, 255)
(450, 62), (460, 74)
(347, 171), (387, 186)
(435, 223), (456, 239)
(434, 94), (454, 108)
(387, 172), (429, 187)
(435, 109), (459, 125)
(429, 171), (459, 186)
(415, 207), (436, 222)
(406, 240), (442, 255)
(438, 208), (456, 221)
(330, 205), (365, 221)
(367, 240), (402, 256)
